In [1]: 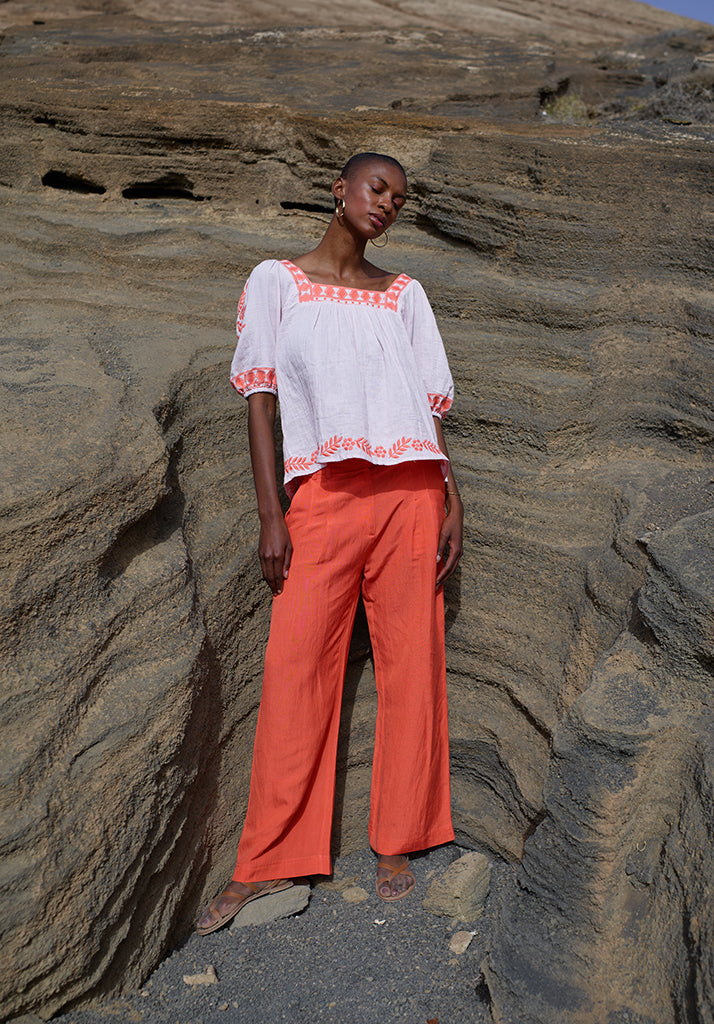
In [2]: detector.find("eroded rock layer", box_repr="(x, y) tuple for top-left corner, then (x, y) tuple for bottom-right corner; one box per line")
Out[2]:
(484, 513), (714, 1023)
(0, 6), (713, 1021)
(0, 0), (706, 42)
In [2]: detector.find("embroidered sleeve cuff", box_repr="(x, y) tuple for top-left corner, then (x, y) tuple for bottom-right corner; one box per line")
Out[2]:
(230, 367), (278, 397)
(428, 393), (453, 418)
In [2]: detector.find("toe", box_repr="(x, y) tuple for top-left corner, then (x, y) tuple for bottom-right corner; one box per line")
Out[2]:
(392, 876), (408, 897)
(196, 906), (218, 931)
(214, 894), (235, 916)
(197, 884), (246, 931)
(376, 856), (414, 901)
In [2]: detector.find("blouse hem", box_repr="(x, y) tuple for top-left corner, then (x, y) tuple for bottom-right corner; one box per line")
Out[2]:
(284, 449), (449, 498)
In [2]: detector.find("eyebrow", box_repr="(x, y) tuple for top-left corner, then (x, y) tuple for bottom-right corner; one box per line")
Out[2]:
(374, 175), (406, 199)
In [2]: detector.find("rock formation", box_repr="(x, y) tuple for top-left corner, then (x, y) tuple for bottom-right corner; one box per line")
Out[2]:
(484, 512), (714, 1022)
(0, 1), (712, 1021)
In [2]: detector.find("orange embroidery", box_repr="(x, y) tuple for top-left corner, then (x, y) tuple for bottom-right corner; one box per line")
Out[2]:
(231, 367), (277, 395)
(235, 285), (248, 337)
(284, 455), (313, 474)
(320, 435), (343, 457)
(284, 436), (443, 475)
(428, 393), (452, 417)
(282, 260), (410, 311)
(388, 436), (411, 458)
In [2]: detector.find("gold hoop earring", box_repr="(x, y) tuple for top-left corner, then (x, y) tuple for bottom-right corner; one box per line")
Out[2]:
(370, 231), (389, 248)
(336, 198), (345, 220)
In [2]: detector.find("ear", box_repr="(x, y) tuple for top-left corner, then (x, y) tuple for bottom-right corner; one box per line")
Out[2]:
(332, 176), (346, 202)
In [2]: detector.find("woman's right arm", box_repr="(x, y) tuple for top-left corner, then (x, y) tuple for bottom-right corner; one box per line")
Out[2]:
(247, 392), (292, 596)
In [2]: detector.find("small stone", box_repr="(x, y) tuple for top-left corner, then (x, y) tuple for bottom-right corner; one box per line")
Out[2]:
(423, 852), (491, 922)
(341, 885), (369, 904)
(229, 884), (310, 929)
(217, 1003), (229, 1011)
(315, 874), (359, 892)
(625, 836), (662, 888)
(182, 965), (218, 986)
(449, 930), (475, 954)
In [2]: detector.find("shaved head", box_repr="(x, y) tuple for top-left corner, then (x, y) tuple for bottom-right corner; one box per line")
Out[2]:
(340, 152), (407, 183)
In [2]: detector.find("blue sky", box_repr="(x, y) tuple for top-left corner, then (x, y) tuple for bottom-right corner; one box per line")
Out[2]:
(643, 0), (714, 25)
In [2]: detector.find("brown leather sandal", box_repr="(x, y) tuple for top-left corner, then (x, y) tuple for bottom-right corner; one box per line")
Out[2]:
(375, 857), (416, 903)
(196, 878), (293, 935)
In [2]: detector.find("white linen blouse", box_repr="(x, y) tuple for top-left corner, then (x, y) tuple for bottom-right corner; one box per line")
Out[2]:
(230, 259), (453, 496)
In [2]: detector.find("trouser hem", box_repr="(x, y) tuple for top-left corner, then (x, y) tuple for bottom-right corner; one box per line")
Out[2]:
(369, 824), (456, 858)
(233, 853), (333, 884)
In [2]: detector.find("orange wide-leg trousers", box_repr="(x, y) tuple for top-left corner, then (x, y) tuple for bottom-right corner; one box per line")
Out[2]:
(232, 458), (454, 882)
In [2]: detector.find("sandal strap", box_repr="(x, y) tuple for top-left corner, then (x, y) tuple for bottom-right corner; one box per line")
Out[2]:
(219, 882), (258, 898)
(376, 857), (411, 880)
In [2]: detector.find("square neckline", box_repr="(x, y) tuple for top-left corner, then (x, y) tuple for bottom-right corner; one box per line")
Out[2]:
(281, 259), (410, 297)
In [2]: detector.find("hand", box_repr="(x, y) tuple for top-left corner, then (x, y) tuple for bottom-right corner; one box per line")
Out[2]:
(436, 494), (463, 589)
(258, 514), (293, 596)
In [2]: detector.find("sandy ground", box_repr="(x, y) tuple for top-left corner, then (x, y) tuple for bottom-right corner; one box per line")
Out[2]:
(53, 845), (509, 1024)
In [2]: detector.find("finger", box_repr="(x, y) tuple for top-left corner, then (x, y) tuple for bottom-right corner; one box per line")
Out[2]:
(436, 537), (462, 587)
(436, 560), (448, 588)
(260, 554), (282, 596)
(436, 547), (461, 587)
(436, 559), (453, 588)
(436, 527), (448, 566)
(270, 553), (286, 594)
(283, 539), (293, 578)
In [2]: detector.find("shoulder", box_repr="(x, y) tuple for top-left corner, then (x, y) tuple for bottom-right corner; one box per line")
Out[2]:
(242, 259), (296, 300)
(397, 276), (431, 306)
(246, 258), (285, 282)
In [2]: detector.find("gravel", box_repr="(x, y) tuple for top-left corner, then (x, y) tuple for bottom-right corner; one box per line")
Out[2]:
(54, 845), (508, 1024)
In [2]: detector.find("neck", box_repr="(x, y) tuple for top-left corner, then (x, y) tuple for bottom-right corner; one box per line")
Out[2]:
(308, 216), (369, 274)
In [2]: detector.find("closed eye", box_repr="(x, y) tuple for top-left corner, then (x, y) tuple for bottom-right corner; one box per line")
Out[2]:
(372, 185), (405, 209)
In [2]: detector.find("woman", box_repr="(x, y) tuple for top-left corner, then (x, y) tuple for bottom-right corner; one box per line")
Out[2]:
(197, 152), (463, 934)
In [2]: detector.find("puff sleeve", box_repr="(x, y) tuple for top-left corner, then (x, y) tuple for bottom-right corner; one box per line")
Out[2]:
(229, 260), (282, 398)
(399, 279), (453, 418)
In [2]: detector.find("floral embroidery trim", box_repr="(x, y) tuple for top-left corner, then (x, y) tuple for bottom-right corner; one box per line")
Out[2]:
(231, 367), (277, 396)
(235, 285), (248, 337)
(428, 393), (453, 417)
(281, 260), (411, 311)
(284, 435), (443, 476)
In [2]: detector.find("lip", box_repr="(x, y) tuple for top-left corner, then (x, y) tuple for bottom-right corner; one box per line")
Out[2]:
(369, 213), (386, 229)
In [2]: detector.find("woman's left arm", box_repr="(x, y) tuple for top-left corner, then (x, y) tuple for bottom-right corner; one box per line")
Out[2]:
(433, 417), (463, 588)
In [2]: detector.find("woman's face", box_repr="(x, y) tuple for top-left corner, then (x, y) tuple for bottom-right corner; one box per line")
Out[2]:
(334, 160), (407, 239)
